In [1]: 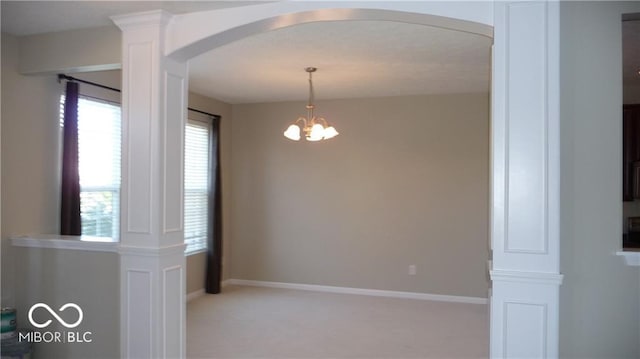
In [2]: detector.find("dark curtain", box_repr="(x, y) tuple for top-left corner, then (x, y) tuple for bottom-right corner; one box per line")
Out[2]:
(60, 81), (82, 235)
(206, 117), (222, 294)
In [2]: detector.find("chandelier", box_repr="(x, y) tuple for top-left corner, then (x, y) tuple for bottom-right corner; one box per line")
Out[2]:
(283, 67), (339, 141)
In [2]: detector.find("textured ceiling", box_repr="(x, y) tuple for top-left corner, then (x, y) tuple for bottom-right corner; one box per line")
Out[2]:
(188, 20), (493, 104)
(0, 1), (266, 36)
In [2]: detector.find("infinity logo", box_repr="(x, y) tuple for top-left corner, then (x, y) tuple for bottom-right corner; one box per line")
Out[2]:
(28, 303), (83, 329)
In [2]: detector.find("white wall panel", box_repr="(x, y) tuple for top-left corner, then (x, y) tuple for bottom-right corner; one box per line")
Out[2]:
(163, 70), (185, 234)
(505, 2), (548, 254)
(125, 269), (153, 358)
(493, 0), (559, 272)
(491, 271), (561, 359)
(504, 302), (547, 357)
(125, 42), (154, 234)
(162, 265), (184, 358)
(491, 1), (562, 358)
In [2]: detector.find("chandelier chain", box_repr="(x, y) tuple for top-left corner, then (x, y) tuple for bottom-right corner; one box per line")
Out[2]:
(283, 67), (338, 142)
(307, 70), (315, 110)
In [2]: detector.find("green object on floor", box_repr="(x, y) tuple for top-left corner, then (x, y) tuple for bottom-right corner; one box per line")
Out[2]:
(1, 330), (32, 359)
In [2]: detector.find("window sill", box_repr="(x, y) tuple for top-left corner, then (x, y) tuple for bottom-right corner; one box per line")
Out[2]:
(616, 249), (640, 266)
(11, 234), (118, 253)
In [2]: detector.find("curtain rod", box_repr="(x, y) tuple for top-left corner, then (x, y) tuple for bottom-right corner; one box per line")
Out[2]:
(58, 74), (120, 93)
(58, 74), (221, 120)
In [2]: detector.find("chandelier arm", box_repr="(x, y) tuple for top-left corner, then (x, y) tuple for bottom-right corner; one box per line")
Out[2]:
(296, 117), (308, 127)
(315, 117), (328, 126)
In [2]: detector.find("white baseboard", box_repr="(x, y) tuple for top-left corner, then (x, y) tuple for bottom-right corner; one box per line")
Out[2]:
(187, 280), (232, 302)
(227, 279), (487, 304)
(186, 289), (205, 302)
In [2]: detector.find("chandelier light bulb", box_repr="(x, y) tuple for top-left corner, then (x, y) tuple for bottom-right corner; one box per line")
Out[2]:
(323, 126), (339, 139)
(284, 124), (301, 141)
(307, 123), (325, 141)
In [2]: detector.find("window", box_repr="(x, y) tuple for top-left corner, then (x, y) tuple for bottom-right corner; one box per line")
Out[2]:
(60, 96), (121, 238)
(61, 95), (212, 249)
(184, 119), (210, 254)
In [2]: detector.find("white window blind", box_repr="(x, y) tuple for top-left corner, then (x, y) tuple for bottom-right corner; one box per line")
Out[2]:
(184, 119), (210, 254)
(60, 96), (121, 238)
(78, 98), (122, 238)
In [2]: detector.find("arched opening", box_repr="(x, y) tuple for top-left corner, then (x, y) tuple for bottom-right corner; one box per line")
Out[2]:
(174, 7), (492, 358)
(166, 8), (492, 62)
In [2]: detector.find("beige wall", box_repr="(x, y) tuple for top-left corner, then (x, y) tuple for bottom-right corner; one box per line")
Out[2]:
(230, 93), (490, 298)
(0, 35), (232, 354)
(18, 26), (121, 75)
(1, 33), (62, 306)
(1, 34), (120, 358)
(13, 247), (119, 359)
(72, 70), (122, 103)
(560, 2), (640, 357)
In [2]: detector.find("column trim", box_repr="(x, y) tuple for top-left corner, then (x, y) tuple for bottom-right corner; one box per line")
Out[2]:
(119, 243), (186, 257)
(490, 269), (564, 285)
(111, 10), (172, 30)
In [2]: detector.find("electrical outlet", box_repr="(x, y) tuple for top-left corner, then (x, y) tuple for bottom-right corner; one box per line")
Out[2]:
(408, 265), (417, 275)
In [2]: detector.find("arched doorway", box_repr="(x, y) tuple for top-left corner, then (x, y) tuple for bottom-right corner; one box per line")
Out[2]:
(112, 2), (561, 358)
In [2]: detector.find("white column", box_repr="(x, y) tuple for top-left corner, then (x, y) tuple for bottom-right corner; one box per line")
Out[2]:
(112, 10), (188, 359)
(490, 1), (562, 358)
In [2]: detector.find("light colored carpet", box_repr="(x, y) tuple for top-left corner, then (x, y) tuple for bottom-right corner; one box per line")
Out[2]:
(187, 285), (488, 359)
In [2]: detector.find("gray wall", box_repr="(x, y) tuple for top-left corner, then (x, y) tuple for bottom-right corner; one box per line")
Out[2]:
(559, 2), (640, 358)
(230, 93), (490, 298)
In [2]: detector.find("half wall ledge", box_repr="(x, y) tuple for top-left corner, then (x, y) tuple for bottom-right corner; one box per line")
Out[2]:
(616, 250), (640, 266)
(11, 234), (118, 253)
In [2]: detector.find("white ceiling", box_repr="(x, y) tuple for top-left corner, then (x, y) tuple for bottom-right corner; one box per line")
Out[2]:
(9, 4), (635, 104)
(0, 1), (494, 103)
(0, 1), (267, 36)
(189, 20), (492, 103)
